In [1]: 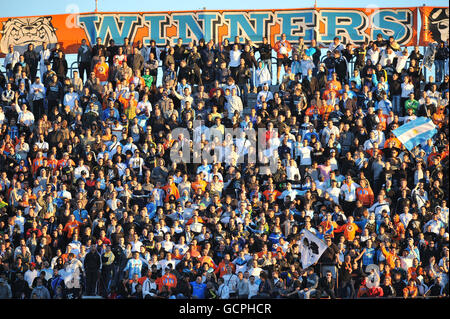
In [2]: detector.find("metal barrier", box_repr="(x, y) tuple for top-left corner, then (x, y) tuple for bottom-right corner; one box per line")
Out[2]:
(0, 49), (429, 86)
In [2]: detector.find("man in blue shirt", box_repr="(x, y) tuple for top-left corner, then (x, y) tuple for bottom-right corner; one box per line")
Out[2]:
(190, 275), (206, 299)
(73, 201), (88, 223)
(360, 239), (376, 272)
(125, 251), (143, 280)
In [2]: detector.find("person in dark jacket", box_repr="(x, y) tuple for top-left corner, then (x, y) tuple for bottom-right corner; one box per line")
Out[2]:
(11, 272), (30, 299)
(83, 244), (102, 296)
(389, 72), (403, 115)
(298, 267), (319, 299)
(128, 47), (145, 74)
(380, 276), (396, 297)
(334, 50), (348, 83)
(23, 43), (40, 81)
(52, 50), (68, 82)
(46, 74), (64, 114)
(434, 41), (449, 83)
(257, 37), (272, 75)
(77, 39), (92, 82)
(317, 271), (336, 298)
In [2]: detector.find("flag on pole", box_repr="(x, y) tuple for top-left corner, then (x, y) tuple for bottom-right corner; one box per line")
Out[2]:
(298, 229), (328, 268)
(392, 117), (437, 151)
(423, 43), (438, 70)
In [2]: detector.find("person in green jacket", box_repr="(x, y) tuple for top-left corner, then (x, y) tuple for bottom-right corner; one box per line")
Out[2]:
(404, 92), (419, 114)
(142, 68), (154, 89)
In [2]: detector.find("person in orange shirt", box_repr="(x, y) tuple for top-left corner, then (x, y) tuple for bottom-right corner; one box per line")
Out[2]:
(156, 269), (178, 292)
(172, 248), (184, 261)
(129, 69), (145, 88)
(320, 213), (339, 238)
(60, 245), (73, 265)
(63, 214), (81, 239)
(440, 144), (449, 161)
(256, 244), (273, 260)
(305, 103), (322, 120)
(392, 214), (406, 242)
(383, 133), (402, 149)
(215, 254), (236, 278)
(262, 184), (281, 201)
(187, 241), (201, 258)
(274, 33), (292, 85)
(94, 55), (109, 84)
(198, 248), (216, 270)
(163, 132), (175, 151)
(432, 105), (445, 128)
(120, 90), (138, 120)
(46, 153), (58, 174)
(407, 258), (423, 282)
(403, 279), (418, 298)
(101, 127), (113, 142)
(322, 72), (342, 100)
(376, 109), (389, 131)
(32, 151), (46, 175)
(191, 174), (208, 194)
(379, 242), (399, 269)
(356, 178), (374, 207)
(333, 216), (362, 241)
(320, 98), (336, 122)
(162, 176), (180, 202)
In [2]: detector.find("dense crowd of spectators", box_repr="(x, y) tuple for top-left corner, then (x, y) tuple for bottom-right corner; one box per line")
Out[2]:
(0, 32), (448, 299)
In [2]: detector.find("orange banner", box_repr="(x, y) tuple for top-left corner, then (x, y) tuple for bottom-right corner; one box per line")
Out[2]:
(0, 7), (420, 56)
(419, 6), (449, 46)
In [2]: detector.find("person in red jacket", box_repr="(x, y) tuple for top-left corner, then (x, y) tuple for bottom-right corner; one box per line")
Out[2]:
(356, 178), (375, 207)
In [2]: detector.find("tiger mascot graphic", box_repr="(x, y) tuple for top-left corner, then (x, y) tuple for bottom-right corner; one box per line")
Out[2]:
(0, 16), (58, 53)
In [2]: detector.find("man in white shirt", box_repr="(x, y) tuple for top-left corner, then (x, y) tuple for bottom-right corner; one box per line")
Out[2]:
(15, 103), (35, 128)
(399, 206), (413, 229)
(377, 92), (393, 115)
(379, 47), (397, 67)
(217, 277), (230, 299)
(136, 94), (152, 115)
(367, 43), (380, 65)
(39, 42), (52, 79)
(122, 136), (138, 155)
(328, 37), (345, 52)
(321, 120), (340, 145)
(229, 44), (242, 68)
(3, 44), (20, 78)
(222, 266), (239, 297)
(30, 77), (46, 119)
(24, 263), (39, 289)
(279, 182), (301, 202)
(15, 134), (30, 160)
(63, 85), (79, 111)
(74, 158), (90, 180)
(298, 139), (313, 174)
(326, 180), (341, 204)
(247, 260), (263, 279)
(225, 88), (243, 119)
(256, 83), (274, 104)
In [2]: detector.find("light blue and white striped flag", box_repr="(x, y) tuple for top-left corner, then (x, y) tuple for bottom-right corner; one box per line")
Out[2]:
(393, 117), (437, 151)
